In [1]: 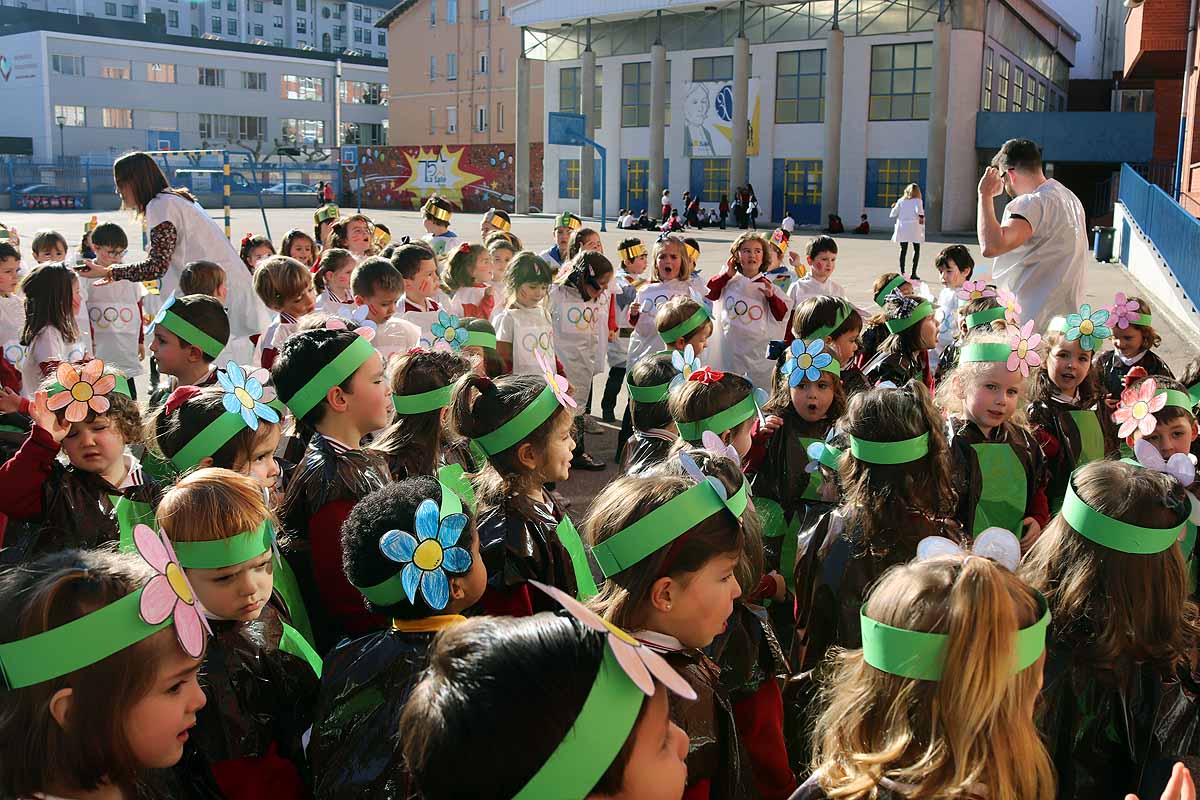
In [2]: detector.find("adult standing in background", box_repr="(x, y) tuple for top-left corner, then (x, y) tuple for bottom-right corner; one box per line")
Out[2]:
(978, 138), (1087, 329)
(890, 183), (925, 279)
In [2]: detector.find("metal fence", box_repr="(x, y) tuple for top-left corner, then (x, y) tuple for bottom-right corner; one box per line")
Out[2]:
(1119, 162), (1200, 309)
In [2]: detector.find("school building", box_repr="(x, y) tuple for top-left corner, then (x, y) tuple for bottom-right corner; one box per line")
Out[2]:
(508, 0), (1086, 233)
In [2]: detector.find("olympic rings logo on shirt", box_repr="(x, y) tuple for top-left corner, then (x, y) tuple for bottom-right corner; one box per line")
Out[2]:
(643, 294), (669, 313)
(521, 331), (552, 354)
(89, 306), (136, 329)
(566, 307), (597, 331)
(724, 295), (764, 321)
(3, 342), (24, 366)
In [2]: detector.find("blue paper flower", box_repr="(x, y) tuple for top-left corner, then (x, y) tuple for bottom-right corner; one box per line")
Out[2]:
(378, 499), (471, 610)
(781, 340), (833, 386)
(430, 311), (469, 351)
(144, 292), (176, 337)
(216, 360), (280, 430)
(1064, 304), (1112, 352)
(670, 344), (701, 388)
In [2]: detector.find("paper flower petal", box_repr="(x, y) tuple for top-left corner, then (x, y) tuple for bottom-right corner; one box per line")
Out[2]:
(973, 527), (1022, 571)
(379, 530), (419, 563)
(172, 602), (209, 658)
(133, 524), (171, 572)
(413, 499), (441, 540)
(138, 574), (177, 625)
(441, 546), (472, 572)
(610, 636), (656, 695)
(421, 568), (450, 610)
(640, 645), (698, 699)
(528, 580), (609, 634)
(437, 514), (468, 548)
(401, 562), (422, 604)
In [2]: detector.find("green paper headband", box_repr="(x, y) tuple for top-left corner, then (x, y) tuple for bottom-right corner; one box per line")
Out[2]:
(658, 307), (711, 343)
(675, 393), (758, 443)
(48, 373), (133, 400)
(282, 335), (377, 420)
(464, 330), (498, 350)
(1188, 383), (1200, 409)
(875, 275), (908, 307)
(848, 432), (929, 465)
(1061, 477), (1184, 554)
(354, 483), (464, 605)
(808, 300), (854, 342)
(392, 384), (454, 414)
(172, 520), (275, 569)
(159, 309), (226, 359)
(591, 474), (748, 577)
(885, 300), (933, 334)
(512, 646), (644, 799)
(958, 342), (1013, 365)
(812, 441), (844, 471)
(474, 383), (562, 456)
(626, 377), (671, 404)
(860, 593), (1049, 681)
(965, 306), (1007, 329)
(1162, 389), (1195, 412)
(169, 404), (275, 473)
(1128, 313), (1153, 326)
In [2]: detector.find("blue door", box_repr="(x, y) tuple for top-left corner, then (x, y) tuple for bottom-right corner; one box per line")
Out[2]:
(772, 159), (822, 225)
(620, 159), (668, 213)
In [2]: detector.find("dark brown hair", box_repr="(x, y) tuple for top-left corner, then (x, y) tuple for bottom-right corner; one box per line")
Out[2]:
(312, 247), (355, 294)
(668, 371), (753, 443)
(567, 227), (600, 259)
(280, 229), (317, 267)
(371, 349), (472, 478)
(149, 384), (280, 471)
(655, 296), (711, 345)
(20, 263), (78, 345)
(629, 353), (676, 431)
(239, 234), (275, 270)
(792, 295), (863, 341)
(352, 255), (404, 297)
(155, 295), (230, 363)
(112, 151), (196, 216)
(934, 244), (975, 279)
(443, 243), (486, 293)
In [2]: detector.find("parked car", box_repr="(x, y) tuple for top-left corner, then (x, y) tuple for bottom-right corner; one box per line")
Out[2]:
(15, 183), (70, 194)
(262, 182), (317, 195)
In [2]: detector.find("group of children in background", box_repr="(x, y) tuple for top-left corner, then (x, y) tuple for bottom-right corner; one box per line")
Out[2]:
(1, 195), (1199, 800)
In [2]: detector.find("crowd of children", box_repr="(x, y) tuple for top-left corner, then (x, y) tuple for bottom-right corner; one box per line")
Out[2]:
(2, 193), (1200, 800)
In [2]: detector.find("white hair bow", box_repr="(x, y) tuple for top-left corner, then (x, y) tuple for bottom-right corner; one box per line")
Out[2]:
(916, 527), (1022, 572)
(1133, 439), (1200, 523)
(701, 430), (741, 467)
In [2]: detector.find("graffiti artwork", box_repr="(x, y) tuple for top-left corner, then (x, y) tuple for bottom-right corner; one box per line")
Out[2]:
(342, 143), (544, 212)
(15, 194), (86, 210)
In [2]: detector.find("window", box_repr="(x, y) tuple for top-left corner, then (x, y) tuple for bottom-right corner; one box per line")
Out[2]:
(1037, 81), (1047, 111)
(226, 0), (235, 9)
(1011, 67), (1023, 112)
(331, 5), (340, 16)
(272, 14), (282, 26)
(997, 57), (1009, 112)
(429, 107), (436, 134)
(295, 0), (304, 7)
(363, 9), (371, 21)
(446, 0), (456, 23)
(102, 108), (133, 128)
(594, 65), (602, 126)
(342, 121), (385, 144)
(227, 18), (237, 35)
(51, 54), (84, 76)
(560, 158), (580, 198)
(273, 39), (283, 46)
(982, 48), (993, 112)
(147, 62), (176, 82)
(242, 71), (266, 90)
(476, 104), (487, 131)
(210, 0), (218, 6)
(429, 55), (437, 80)
(281, 74), (325, 101)
(865, 158), (926, 207)
(429, 2), (435, 25)
(280, 118), (325, 144)
(377, 31), (385, 45)
(869, 43), (932, 121)
(253, 23), (263, 35)
(98, 59), (130, 79)
(775, 49), (824, 123)
(333, 25), (344, 38)
(498, 47), (505, 72)
(199, 113), (267, 140)
(297, 18), (306, 32)
(496, 101), (504, 131)
(253, 0), (262, 9)
(54, 105), (85, 126)
(446, 53), (457, 80)
(1026, 76), (1036, 113)
(478, 51), (488, 74)
(341, 80), (387, 104)
(199, 67), (225, 87)
(621, 61), (650, 127)
(692, 55), (732, 82)
(211, 15), (221, 32)
(559, 67), (580, 114)
(479, 0), (488, 19)
(446, 105), (457, 133)
(353, 4), (361, 19)
(121, 3), (136, 16)
(168, 9), (178, 25)
(103, 1), (115, 13)
(354, 28), (363, 43)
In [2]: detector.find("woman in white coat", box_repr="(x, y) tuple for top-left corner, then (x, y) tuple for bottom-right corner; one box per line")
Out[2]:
(890, 182), (925, 279)
(78, 152), (270, 358)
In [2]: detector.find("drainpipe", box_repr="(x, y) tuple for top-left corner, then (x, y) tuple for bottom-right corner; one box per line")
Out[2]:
(1175, 0), (1198, 201)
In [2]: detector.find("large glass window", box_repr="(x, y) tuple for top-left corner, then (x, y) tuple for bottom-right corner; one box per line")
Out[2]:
(621, 61), (650, 128)
(280, 74), (325, 101)
(97, 59), (130, 79)
(199, 67), (225, 87)
(868, 42), (932, 121)
(692, 55), (732, 82)
(865, 158), (926, 207)
(695, 158), (730, 201)
(997, 57), (1010, 112)
(54, 105), (86, 126)
(446, 0), (456, 23)
(101, 108), (133, 128)
(199, 113), (266, 140)
(1012, 67), (1023, 112)
(147, 62), (176, 83)
(342, 121), (386, 145)
(51, 54), (84, 76)
(341, 80), (388, 104)
(775, 49), (824, 123)
(281, 118), (325, 145)
(242, 71), (266, 91)
(982, 48), (993, 112)
(559, 67), (580, 114)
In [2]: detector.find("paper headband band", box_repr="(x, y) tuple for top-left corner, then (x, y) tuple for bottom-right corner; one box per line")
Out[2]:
(556, 212), (581, 230)
(626, 375), (671, 404)
(958, 342), (1014, 365)
(848, 432), (929, 464)
(884, 300), (933, 334)
(474, 383), (564, 456)
(782, 340), (841, 385)
(618, 243), (647, 261)
(281, 335), (377, 420)
(355, 483), (467, 609)
(658, 307), (711, 343)
(1061, 475), (1184, 554)
(1188, 383), (1200, 409)
(146, 294), (225, 359)
(172, 520), (275, 570)
(465, 330), (498, 350)
(808, 300), (854, 341)
(483, 209), (511, 232)
(675, 393), (759, 443)
(1163, 389), (1196, 411)
(591, 469), (748, 577)
(314, 204), (340, 224)
(422, 200), (452, 224)
(392, 384), (454, 414)
(875, 275), (908, 307)
(861, 593), (1049, 681)
(170, 362), (282, 472)
(965, 306), (1007, 328)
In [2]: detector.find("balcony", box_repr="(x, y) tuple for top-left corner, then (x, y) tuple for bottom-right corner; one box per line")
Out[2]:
(1124, 0), (1189, 81)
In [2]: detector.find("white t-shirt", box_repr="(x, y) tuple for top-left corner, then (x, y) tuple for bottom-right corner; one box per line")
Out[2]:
(86, 278), (145, 377)
(22, 326), (83, 397)
(991, 179), (1088, 329)
(0, 293), (24, 349)
(788, 276), (846, 306)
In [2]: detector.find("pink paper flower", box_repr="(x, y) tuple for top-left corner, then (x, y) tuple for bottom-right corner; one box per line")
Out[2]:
(133, 524), (211, 658)
(530, 580), (696, 700)
(1113, 378), (1167, 439)
(325, 318), (376, 342)
(534, 349), (577, 409)
(1007, 320), (1042, 377)
(955, 280), (996, 302)
(47, 359), (117, 423)
(1109, 292), (1141, 329)
(997, 287), (1022, 324)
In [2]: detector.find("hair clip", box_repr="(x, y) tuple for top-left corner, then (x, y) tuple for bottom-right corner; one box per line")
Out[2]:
(240, 232), (253, 248)
(458, 242), (472, 254)
(917, 527), (1021, 571)
(164, 384), (203, 415)
(688, 366), (724, 385)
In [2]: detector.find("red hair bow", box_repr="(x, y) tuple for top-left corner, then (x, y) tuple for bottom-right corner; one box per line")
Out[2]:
(459, 242), (472, 254)
(689, 366), (725, 385)
(164, 385), (203, 415)
(1123, 366), (1149, 389)
(240, 233), (254, 248)
(407, 346), (427, 355)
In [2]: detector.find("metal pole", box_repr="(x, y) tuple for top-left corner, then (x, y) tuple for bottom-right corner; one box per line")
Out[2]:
(1175, 0), (1198, 201)
(223, 151), (231, 240)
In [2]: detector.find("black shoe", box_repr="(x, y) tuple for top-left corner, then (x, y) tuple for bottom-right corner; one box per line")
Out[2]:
(602, 410), (617, 423)
(911, 271), (920, 280)
(571, 453), (607, 471)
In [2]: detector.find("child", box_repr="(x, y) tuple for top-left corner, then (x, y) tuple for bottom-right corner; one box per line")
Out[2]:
(31, 230), (87, 358)
(1118, 373), (1199, 464)
(933, 293), (1006, 383)
(0, 361), (156, 558)
(669, 367), (758, 456)
(371, 348), (474, 481)
(626, 233), (702, 373)
(587, 451), (757, 799)
(656, 294), (714, 356)
(790, 295), (867, 395)
(0, 241), (23, 349)
(310, 476), (487, 799)
(787, 235), (845, 306)
(1021, 460), (1200, 799)
(492, 250), (557, 375)
(274, 327), (393, 650)
(147, 294), (230, 395)
(418, 196), (459, 259)
(179, 260), (227, 300)
(603, 238), (649, 426)
(239, 233), (275, 275)
(480, 206), (512, 239)
(936, 330), (1050, 543)
(280, 228), (317, 269)
(763, 228), (800, 293)
(87, 222), (145, 398)
(1095, 294), (1174, 408)
(567, 226), (603, 259)
(1028, 312), (1117, 510)
(540, 211), (581, 268)
(253, 256), (317, 369)
(461, 316), (502, 377)
(314, 203), (340, 249)
(18, 262), (85, 397)
(312, 247), (356, 316)
(798, 553), (1055, 800)
(485, 229), (519, 274)
(858, 273), (917, 362)
(158, 468), (319, 800)
(707, 232), (790, 391)
(353, 254), (420, 364)
(399, 595), (692, 800)
(861, 293), (937, 389)
(450, 372), (587, 615)
(443, 242), (495, 319)
(551, 250), (614, 471)
(622, 351), (679, 473)
(331, 213), (376, 261)
(852, 212), (870, 234)
(0, 547), (208, 800)
(933, 244), (974, 362)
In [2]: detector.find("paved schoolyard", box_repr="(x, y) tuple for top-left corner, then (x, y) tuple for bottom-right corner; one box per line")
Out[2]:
(4, 205), (1195, 512)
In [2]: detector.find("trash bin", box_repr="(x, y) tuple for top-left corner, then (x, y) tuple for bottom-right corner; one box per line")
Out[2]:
(1092, 226), (1115, 262)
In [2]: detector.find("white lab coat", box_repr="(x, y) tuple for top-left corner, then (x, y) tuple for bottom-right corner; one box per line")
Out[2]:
(890, 197), (925, 243)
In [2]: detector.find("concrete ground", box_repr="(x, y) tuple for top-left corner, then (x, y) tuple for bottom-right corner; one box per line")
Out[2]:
(5, 205), (1196, 512)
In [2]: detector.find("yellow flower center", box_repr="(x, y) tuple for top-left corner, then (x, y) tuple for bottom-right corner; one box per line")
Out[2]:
(798, 354), (813, 369)
(166, 562), (193, 605)
(443, 329), (456, 343)
(70, 381), (94, 403)
(234, 386), (254, 409)
(970, 290), (982, 299)
(1017, 341), (1028, 358)
(413, 538), (444, 571)
(1132, 400), (1149, 419)
(682, 364), (693, 378)
(1079, 320), (1094, 336)
(600, 616), (640, 647)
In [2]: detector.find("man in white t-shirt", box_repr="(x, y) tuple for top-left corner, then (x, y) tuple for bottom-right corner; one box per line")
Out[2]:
(978, 138), (1087, 329)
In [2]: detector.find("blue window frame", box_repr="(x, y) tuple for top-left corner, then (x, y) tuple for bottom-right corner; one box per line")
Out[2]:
(865, 158), (926, 208)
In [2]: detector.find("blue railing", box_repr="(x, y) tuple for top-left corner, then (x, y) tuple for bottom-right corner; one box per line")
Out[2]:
(1119, 163), (1200, 309)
